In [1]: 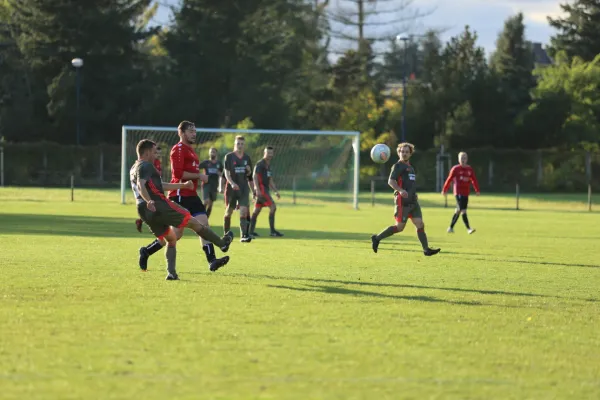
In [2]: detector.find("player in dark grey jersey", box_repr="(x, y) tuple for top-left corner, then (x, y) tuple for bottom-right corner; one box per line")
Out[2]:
(222, 135), (256, 242)
(130, 139), (233, 279)
(370, 142), (440, 257)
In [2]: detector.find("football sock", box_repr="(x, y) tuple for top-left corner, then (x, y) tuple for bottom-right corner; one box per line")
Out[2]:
(240, 218), (248, 237)
(146, 239), (163, 256)
(165, 244), (177, 275)
(196, 226), (225, 247)
(376, 226), (398, 241)
(417, 228), (429, 250)
(269, 211), (276, 232)
(462, 214), (471, 229)
(224, 216), (231, 233)
(245, 215), (251, 236)
(206, 205), (212, 218)
(450, 213), (460, 228)
(249, 212), (258, 233)
(202, 243), (216, 262)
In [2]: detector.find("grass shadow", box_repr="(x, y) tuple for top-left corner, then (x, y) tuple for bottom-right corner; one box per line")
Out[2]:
(0, 213), (368, 241)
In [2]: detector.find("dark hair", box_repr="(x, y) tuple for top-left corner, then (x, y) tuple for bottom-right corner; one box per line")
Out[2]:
(209, 147), (217, 152)
(265, 146), (274, 151)
(235, 135), (245, 141)
(136, 139), (156, 158)
(178, 120), (195, 132)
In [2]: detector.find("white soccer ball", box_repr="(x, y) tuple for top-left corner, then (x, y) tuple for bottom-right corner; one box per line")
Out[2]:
(370, 143), (391, 164)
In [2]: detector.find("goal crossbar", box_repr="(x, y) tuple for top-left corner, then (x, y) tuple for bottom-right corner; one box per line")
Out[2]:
(121, 125), (361, 209)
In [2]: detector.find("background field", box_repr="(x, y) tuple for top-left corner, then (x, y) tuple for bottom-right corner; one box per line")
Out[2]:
(1, 188), (599, 399)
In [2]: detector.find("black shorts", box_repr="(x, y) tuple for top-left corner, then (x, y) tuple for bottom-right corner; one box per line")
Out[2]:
(168, 194), (206, 217)
(455, 195), (469, 210)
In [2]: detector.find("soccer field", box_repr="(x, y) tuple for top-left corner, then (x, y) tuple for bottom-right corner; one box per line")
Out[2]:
(1, 187), (599, 399)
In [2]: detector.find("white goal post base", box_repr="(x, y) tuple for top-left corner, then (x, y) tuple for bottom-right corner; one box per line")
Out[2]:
(121, 126), (361, 209)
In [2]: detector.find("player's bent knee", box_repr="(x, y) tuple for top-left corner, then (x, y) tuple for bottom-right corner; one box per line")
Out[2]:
(460, 209), (467, 214)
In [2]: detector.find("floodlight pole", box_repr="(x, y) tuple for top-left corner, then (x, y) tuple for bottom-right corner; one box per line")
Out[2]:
(71, 58), (84, 145)
(396, 36), (410, 142)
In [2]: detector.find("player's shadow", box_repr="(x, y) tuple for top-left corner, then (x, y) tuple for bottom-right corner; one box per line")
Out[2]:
(447, 255), (600, 269)
(229, 272), (599, 303)
(267, 284), (486, 307)
(252, 229), (369, 241)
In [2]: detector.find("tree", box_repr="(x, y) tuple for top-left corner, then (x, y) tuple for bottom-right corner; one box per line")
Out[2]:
(7, 0), (155, 144)
(490, 13), (535, 145)
(327, 0), (430, 55)
(161, 0), (319, 129)
(522, 52), (600, 148)
(548, 0), (600, 61)
(437, 26), (489, 147)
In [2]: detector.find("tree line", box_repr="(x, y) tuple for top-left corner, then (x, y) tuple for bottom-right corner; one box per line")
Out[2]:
(0, 0), (599, 152)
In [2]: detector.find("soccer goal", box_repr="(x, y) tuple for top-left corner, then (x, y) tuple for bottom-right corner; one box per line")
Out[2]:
(120, 126), (361, 209)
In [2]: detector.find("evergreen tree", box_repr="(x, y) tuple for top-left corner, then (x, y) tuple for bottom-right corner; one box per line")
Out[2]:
(8, 0), (154, 143)
(549, 0), (600, 61)
(490, 13), (535, 145)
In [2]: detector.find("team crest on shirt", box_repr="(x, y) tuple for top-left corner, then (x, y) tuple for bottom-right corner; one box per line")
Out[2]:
(408, 173), (416, 181)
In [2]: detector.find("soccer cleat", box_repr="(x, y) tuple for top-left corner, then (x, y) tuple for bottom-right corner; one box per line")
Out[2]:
(135, 219), (143, 233)
(250, 231), (260, 238)
(424, 247), (441, 256)
(240, 235), (252, 243)
(165, 273), (179, 280)
(468, 228), (476, 234)
(270, 230), (284, 237)
(371, 235), (380, 253)
(209, 256), (230, 272)
(220, 231), (234, 253)
(447, 227), (454, 233)
(139, 247), (150, 271)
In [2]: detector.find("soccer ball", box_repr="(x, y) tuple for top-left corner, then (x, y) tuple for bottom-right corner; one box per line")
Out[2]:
(370, 143), (391, 164)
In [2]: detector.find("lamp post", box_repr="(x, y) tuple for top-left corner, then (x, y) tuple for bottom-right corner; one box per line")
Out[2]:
(395, 35), (409, 142)
(71, 58), (83, 145)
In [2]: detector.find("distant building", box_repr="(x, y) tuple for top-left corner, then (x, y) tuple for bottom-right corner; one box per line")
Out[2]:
(531, 42), (553, 66)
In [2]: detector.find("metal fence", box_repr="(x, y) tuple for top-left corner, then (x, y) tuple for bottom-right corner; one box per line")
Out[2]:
(1, 143), (599, 195)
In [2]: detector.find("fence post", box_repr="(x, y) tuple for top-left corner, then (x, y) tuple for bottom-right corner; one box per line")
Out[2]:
(371, 179), (375, 207)
(0, 143), (4, 187)
(585, 151), (592, 183)
(488, 159), (493, 187)
(588, 184), (592, 212)
(71, 174), (75, 202)
(292, 176), (296, 205)
(536, 150), (543, 187)
(43, 151), (48, 185)
(99, 148), (104, 183)
(516, 183), (520, 210)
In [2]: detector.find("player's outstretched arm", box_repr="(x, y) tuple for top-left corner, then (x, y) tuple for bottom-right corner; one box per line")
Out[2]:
(224, 169), (238, 189)
(137, 178), (156, 211)
(441, 167), (455, 195)
(470, 169), (481, 195)
(162, 181), (193, 191)
(270, 178), (280, 198)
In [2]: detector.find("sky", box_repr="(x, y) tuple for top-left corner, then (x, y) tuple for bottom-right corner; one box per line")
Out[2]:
(152, 0), (565, 56)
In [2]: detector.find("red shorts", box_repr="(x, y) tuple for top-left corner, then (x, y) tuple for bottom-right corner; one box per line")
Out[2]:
(255, 192), (274, 208)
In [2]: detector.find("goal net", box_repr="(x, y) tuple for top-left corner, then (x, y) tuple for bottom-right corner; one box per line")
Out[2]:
(121, 126), (361, 209)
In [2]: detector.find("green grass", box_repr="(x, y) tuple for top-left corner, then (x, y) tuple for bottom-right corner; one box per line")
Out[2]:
(1, 187), (599, 399)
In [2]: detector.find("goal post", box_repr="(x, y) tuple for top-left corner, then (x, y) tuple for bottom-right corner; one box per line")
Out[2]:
(121, 125), (361, 209)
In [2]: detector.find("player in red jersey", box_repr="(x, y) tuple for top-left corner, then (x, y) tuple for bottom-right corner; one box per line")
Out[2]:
(136, 146), (163, 233)
(441, 151), (480, 234)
